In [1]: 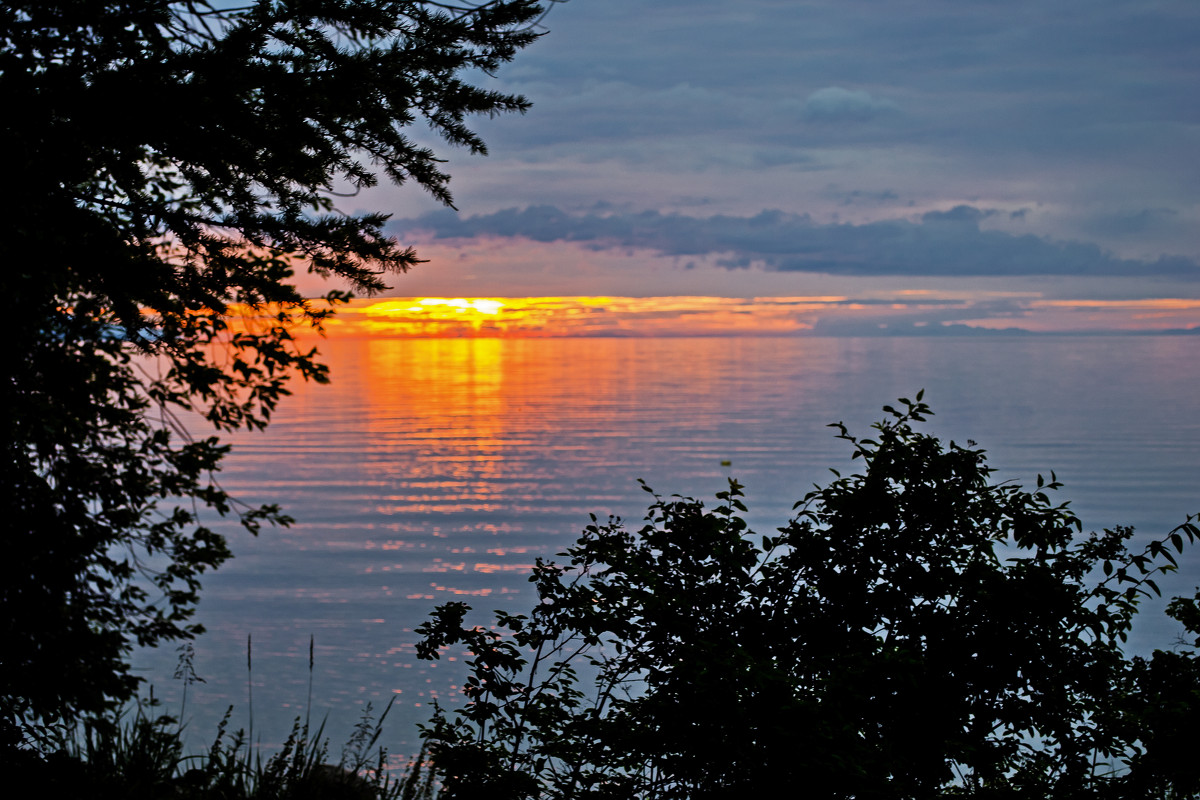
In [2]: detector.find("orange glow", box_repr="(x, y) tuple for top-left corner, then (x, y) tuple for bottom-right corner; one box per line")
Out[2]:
(217, 294), (1200, 339)
(359, 337), (512, 495)
(315, 296), (846, 338)
(363, 297), (508, 322)
(338, 335), (820, 531)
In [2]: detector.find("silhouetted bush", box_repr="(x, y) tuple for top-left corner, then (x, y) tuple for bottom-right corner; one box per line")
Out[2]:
(417, 396), (1200, 799)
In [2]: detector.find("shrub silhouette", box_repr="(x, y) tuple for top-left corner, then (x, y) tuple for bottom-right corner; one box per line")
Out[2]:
(416, 395), (1200, 799)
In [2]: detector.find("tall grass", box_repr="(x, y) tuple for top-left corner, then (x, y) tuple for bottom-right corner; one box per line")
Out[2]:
(8, 641), (438, 800)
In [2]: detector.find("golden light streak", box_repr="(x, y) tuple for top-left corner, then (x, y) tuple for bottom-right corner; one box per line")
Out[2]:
(315, 296), (850, 338)
(217, 295), (1200, 338)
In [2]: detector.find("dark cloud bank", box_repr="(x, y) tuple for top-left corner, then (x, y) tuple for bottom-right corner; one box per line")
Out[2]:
(390, 205), (1198, 279)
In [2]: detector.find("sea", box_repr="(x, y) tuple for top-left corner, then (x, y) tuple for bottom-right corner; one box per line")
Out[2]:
(130, 334), (1200, 758)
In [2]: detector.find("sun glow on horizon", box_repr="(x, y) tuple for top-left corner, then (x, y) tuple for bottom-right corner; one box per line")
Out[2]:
(220, 294), (1200, 339)
(317, 296), (833, 338)
(367, 298), (509, 316)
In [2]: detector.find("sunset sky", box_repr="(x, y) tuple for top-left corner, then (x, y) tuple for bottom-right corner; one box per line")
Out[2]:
(302, 0), (1200, 335)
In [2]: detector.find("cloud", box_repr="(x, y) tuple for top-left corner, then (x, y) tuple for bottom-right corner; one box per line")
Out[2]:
(404, 0), (1200, 266)
(1083, 207), (1182, 237)
(820, 185), (904, 207)
(389, 205), (1200, 279)
(801, 87), (899, 122)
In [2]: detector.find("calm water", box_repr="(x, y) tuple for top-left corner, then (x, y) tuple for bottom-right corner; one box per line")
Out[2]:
(133, 335), (1200, 754)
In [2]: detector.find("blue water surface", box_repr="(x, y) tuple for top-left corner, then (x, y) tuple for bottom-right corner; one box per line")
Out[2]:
(132, 335), (1200, 758)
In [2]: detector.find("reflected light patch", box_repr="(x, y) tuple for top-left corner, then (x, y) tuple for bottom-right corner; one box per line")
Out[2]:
(473, 563), (537, 574)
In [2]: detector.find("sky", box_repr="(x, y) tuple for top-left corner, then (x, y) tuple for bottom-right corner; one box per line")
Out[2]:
(306, 0), (1200, 335)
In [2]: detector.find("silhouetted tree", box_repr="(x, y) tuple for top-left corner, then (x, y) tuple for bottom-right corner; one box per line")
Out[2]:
(2, 0), (549, 745)
(416, 396), (1200, 799)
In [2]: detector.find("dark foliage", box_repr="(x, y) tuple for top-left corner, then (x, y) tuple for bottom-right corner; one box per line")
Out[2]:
(416, 396), (1200, 799)
(8, 697), (440, 799)
(1, 0), (545, 744)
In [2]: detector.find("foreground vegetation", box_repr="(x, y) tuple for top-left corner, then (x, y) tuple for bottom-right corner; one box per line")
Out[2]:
(3, 0), (545, 745)
(415, 396), (1200, 799)
(8, 698), (437, 800)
